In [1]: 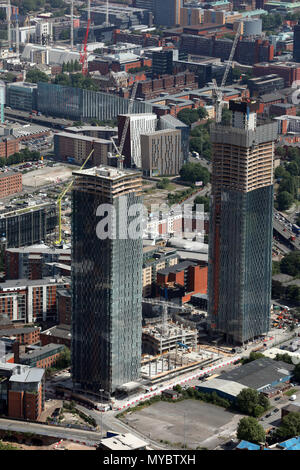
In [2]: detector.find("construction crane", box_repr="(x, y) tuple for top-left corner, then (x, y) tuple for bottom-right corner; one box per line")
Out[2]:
(212, 21), (242, 123)
(55, 148), (94, 245)
(110, 80), (138, 167)
(79, 18), (91, 76)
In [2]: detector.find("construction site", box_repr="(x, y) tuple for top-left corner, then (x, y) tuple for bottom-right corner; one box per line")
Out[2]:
(140, 299), (235, 384)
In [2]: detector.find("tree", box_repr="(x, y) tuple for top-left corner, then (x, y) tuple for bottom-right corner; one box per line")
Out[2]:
(276, 191), (294, 211)
(280, 251), (300, 277)
(237, 417), (265, 444)
(275, 165), (288, 179)
(275, 147), (286, 158)
(193, 195), (210, 212)
(180, 162), (210, 185)
(177, 109), (200, 126)
(236, 388), (269, 416)
(197, 107), (208, 120)
(26, 68), (49, 84)
(293, 363), (300, 382)
(276, 412), (300, 441)
(286, 161), (300, 176)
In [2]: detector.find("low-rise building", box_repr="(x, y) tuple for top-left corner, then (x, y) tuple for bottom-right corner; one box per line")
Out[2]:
(19, 343), (65, 368)
(0, 362), (45, 421)
(0, 171), (22, 198)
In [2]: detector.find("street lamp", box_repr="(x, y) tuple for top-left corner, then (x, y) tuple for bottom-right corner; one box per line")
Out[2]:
(99, 388), (104, 439)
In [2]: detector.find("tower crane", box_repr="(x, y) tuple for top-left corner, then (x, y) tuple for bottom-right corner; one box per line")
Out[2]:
(212, 21), (242, 123)
(55, 148), (94, 245)
(80, 18), (91, 76)
(110, 80), (138, 167)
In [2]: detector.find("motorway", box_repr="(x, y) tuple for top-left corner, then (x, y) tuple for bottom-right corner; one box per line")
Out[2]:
(4, 108), (73, 130)
(273, 209), (300, 251)
(0, 418), (101, 446)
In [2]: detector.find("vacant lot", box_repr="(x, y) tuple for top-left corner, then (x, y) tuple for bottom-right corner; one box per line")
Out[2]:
(22, 164), (74, 188)
(123, 400), (242, 449)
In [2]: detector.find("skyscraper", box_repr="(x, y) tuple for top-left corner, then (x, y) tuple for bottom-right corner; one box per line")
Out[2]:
(293, 21), (300, 63)
(154, 0), (182, 27)
(71, 166), (143, 396)
(208, 100), (278, 345)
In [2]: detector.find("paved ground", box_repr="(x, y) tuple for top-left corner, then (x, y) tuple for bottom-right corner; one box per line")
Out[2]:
(22, 164), (74, 188)
(123, 399), (242, 450)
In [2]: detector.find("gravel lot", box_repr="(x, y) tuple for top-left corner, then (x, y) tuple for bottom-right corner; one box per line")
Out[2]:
(123, 399), (241, 449)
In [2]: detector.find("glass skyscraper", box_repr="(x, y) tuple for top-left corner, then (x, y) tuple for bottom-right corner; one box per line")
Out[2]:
(71, 166), (143, 396)
(208, 100), (278, 345)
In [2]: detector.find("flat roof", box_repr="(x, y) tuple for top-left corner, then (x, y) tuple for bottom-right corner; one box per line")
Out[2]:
(20, 343), (65, 360)
(219, 357), (294, 390)
(0, 276), (70, 290)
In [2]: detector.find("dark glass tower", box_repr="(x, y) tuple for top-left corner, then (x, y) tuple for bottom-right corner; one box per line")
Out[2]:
(208, 101), (278, 345)
(71, 166), (143, 396)
(293, 21), (300, 63)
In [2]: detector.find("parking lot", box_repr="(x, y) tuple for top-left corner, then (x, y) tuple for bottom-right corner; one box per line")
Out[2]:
(122, 399), (243, 449)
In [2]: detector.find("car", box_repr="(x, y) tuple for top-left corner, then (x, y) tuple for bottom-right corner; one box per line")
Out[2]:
(275, 396), (281, 401)
(266, 413), (272, 418)
(274, 408), (280, 413)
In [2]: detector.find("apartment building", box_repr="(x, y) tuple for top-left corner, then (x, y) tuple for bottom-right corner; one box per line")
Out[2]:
(141, 129), (182, 177)
(0, 171), (22, 198)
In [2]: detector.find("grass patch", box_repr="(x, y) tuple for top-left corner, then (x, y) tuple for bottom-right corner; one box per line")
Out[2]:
(284, 388), (298, 397)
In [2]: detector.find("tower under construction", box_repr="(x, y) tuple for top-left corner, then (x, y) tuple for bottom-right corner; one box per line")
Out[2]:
(208, 100), (278, 345)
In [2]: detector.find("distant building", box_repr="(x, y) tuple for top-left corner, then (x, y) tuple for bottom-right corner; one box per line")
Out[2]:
(159, 114), (189, 163)
(142, 245), (178, 297)
(153, 0), (182, 27)
(118, 113), (157, 168)
(247, 74), (285, 97)
(141, 128), (182, 177)
(152, 50), (173, 76)
(0, 136), (19, 159)
(293, 21), (300, 63)
(53, 132), (113, 166)
(6, 82), (37, 112)
(0, 171), (22, 198)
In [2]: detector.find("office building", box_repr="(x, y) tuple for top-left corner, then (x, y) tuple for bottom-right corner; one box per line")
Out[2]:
(37, 83), (153, 121)
(208, 100), (278, 344)
(71, 166), (143, 396)
(0, 203), (57, 249)
(0, 362), (45, 421)
(6, 82), (37, 113)
(293, 21), (300, 63)
(118, 113), (157, 168)
(159, 114), (189, 163)
(152, 50), (173, 77)
(141, 129), (182, 177)
(19, 343), (65, 369)
(143, 245), (178, 297)
(154, 0), (182, 27)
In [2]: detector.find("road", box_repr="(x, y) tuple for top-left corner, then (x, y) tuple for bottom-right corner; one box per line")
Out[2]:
(4, 108), (73, 130)
(0, 418), (101, 446)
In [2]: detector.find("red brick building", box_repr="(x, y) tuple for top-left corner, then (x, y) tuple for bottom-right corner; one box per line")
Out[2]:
(253, 62), (300, 87)
(0, 363), (45, 421)
(0, 171), (22, 198)
(0, 137), (19, 159)
(0, 326), (40, 345)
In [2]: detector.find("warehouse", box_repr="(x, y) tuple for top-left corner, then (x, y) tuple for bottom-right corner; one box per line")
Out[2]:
(196, 378), (248, 402)
(218, 357), (294, 393)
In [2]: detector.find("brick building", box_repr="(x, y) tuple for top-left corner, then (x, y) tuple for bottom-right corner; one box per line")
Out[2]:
(0, 277), (70, 323)
(0, 171), (22, 198)
(136, 72), (197, 100)
(0, 136), (19, 159)
(253, 61), (300, 87)
(40, 324), (71, 348)
(0, 326), (40, 345)
(57, 288), (71, 325)
(53, 132), (113, 166)
(19, 343), (65, 369)
(0, 362), (45, 421)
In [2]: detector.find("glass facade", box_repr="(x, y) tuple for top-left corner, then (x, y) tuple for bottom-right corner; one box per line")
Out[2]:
(38, 83), (153, 121)
(0, 204), (57, 248)
(71, 172), (143, 395)
(208, 186), (273, 344)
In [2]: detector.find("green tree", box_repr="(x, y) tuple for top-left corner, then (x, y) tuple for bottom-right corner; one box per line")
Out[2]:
(177, 109), (200, 126)
(237, 417), (265, 444)
(280, 251), (300, 277)
(193, 195), (210, 212)
(236, 388), (269, 416)
(197, 107), (208, 120)
(293, 363), (300, 382)
(276, 191), (294, 211)
(26, 68), (49, 84)
(180, 162), (210, 185)
(275, 165), (288, 179)
(276, 412), (300, 441)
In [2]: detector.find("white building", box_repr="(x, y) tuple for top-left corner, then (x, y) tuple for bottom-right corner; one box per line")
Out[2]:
(118, 113), (157, 168)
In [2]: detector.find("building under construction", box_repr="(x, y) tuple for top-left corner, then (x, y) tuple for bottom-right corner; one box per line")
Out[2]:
(142, 320), (198, 356)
